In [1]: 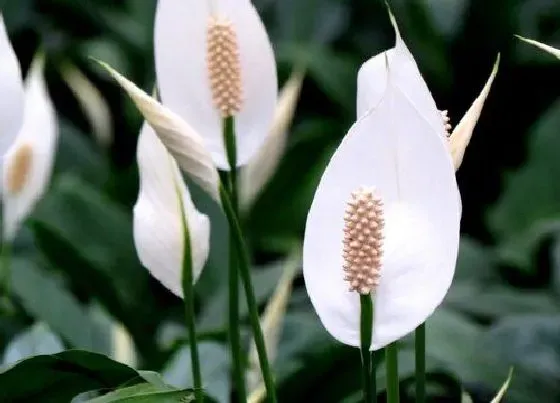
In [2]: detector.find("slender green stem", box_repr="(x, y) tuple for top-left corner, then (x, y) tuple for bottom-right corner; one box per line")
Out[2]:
(0, 242), (11, 297)
(415, 323), (426, 403)
(222, 117), (247, 401)
(360, 295), (375, 403)
(219, 185), (277, 403)
(178, 194), (203, 403)
(385, 342), (400, 403)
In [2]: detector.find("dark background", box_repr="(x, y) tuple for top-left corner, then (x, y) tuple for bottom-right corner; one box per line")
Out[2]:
(1, 0), (560, 402)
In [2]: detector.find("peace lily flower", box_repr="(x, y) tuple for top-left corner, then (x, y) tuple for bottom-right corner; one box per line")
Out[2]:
(2, 54), (58, 242)
(154, 0), (278, 170)
(0, 15), (24, 156)
(133, 122), (210, 297)
(357, 13), (499, 171)
(303, 20), (462, 350)
(516, 35), (560, 60)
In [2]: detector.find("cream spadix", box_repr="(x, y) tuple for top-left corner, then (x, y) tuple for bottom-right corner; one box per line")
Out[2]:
(2, 55), (58, 242)
(155, 0), (278, 170)
(133, 123), (210, 297)
(303, 49), (461, 350)
(0, 14), (24, 155)
(357, 11), (499, 171)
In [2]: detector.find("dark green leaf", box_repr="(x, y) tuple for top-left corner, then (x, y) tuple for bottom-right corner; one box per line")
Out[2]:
(2, 323), (64, 367)
(0, 350), (142, 403)
(84, 383), (195, 403)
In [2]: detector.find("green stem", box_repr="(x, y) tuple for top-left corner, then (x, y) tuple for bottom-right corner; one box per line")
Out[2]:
(415, 323), (426, 403)
(177, 180), (203, 403)
(219, 186), (277, 403)
(222, 117), (248, 401)
(385, 342), (400, 403)
(360, 295), (375, 403)
(0, 242), (12, 299)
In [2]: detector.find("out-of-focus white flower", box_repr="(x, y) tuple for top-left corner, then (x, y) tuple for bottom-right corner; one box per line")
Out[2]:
(239, 69), (305, 211)
(2, 54), (58, 242)
(154, 0), (278, 170)
(60, 62), (113, 148)
(133, 123), (210, 297)
(516, 35), (560, 60)
(303, 13), (461, 351)
(97, 61), (221, 203)
(357, 11), (499, 171)
(0, 14), (24, 156)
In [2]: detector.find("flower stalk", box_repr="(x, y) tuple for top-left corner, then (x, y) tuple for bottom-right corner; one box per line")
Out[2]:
(415, 323), (426, 403)
(219, 184), (277, 403)
(360, 295), (375, 403)
(178, 189), (203, 403)
(222, 117), (247, 401)
(385, 342), (400, 403)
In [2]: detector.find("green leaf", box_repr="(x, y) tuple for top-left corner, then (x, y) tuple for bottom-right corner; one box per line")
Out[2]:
(84, 383), (196, 403)
(11, 257), (112, 354)
(30, 174), (166, 359)
(488, 98), (560, 256)
(162, 342), (229, 403)
(479, 315), (560, 403)
(2, 323), (64, 366)
(0, 351), (142, 403)
(277, 43), (357, 112)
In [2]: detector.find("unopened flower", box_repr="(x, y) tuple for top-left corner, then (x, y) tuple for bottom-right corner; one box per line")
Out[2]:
(239, 68), (305, 211)
(98, 61), (220, 202)
(303, 18), (461, 349)
(0, 14), (24, 155)
(2, 54), (58, 242)
(154, 0), (278, 169)
(357, 12), (499, 171)
(133, 123), (210, 297)
(516, 35), (560, 60)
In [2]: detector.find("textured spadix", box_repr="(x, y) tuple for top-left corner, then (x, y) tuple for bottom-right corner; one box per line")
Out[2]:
(97, 61), (220, 202)
(155, 0), (278, 170)
(304, 29), (461, 350)
(0, 14), (24, 155)
(133, 123), (210, 297)
(2, 55), (58, 241)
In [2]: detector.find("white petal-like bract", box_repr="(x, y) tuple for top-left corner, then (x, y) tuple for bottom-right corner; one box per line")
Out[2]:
(356, 12), (447, 142)
(133, 123), (210, 297)
(450, 55), (500, 170)
(2, 55), (58, 241)
(155, 0), (278, 170)
(97, 61), (221, 202)
(239, 69), (305, 211)
(304, 46), (461, 350)
(0, 14), (24, 155)
(516, 35), (560, 60)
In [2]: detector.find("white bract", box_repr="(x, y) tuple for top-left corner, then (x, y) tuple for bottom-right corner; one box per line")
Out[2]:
(133, 123), (210, 297)
(516, 35), (560, 60)
(2, 55), (58, 242)
(357, 12), (499, 171)
(0, 14), (24, 156)
(303, 15), (462, 350)
(155, 0), (278, 170)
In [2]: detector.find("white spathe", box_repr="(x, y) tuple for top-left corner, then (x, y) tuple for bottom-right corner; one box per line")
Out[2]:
(155, 0), (278, 170)
(98, 61), (221, 203)
(0, 14), (24, 155)
(2, 55), (58, 241)
(516, 35), (560, 60)
(133, 123), (210, 297)
(303, 44), (461, 350)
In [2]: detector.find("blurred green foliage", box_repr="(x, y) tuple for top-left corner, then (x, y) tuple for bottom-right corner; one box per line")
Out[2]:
(0, 0), (559, 402)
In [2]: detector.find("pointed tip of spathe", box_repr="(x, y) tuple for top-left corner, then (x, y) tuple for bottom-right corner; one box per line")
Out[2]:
(383, 1), (401, 37)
